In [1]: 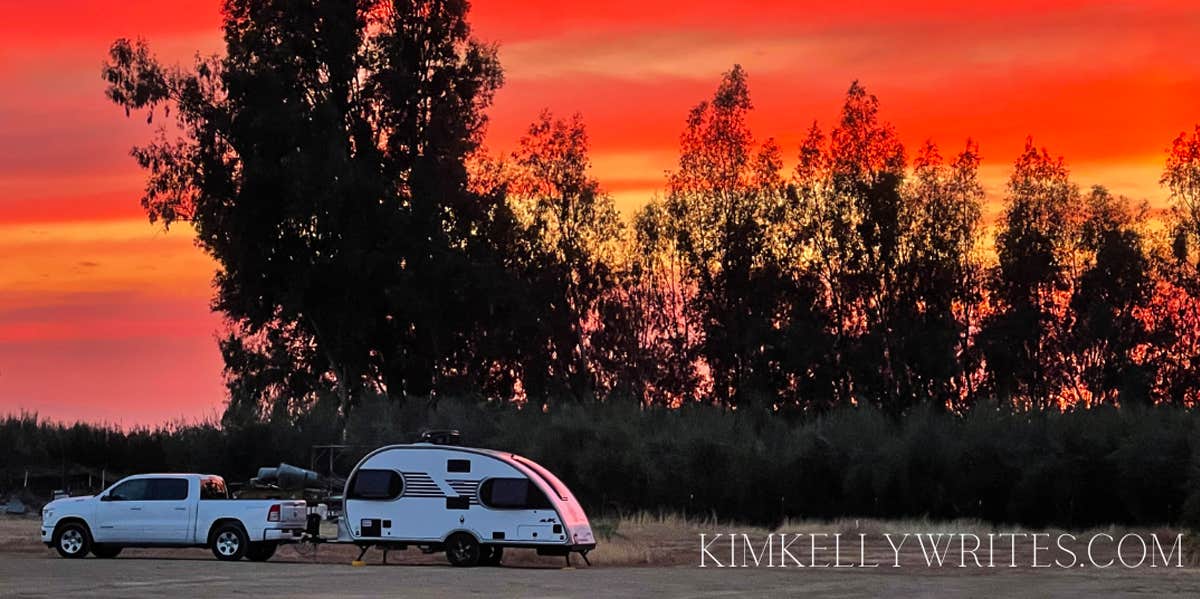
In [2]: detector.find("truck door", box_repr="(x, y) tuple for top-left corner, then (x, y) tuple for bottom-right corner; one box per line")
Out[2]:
(145, 478), (192, 543)
(95, 478), (153, 542)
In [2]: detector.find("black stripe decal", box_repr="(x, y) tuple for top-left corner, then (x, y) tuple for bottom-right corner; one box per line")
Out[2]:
(401, 472), (445, 498)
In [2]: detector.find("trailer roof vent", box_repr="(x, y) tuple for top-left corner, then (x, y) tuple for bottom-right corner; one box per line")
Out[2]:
(419, 429), (462, 446)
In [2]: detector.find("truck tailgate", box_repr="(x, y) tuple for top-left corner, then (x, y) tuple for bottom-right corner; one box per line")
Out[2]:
(278, 500), (307, 526)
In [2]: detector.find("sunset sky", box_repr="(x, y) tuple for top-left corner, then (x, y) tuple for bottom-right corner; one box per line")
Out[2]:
(1, 0), (1197, 425)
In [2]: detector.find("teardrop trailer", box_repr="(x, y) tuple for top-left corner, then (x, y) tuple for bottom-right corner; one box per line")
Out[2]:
(314, 439), (597, 567)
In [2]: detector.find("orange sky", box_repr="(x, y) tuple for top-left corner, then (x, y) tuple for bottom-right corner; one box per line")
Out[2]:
(1, 1), (1197, 425)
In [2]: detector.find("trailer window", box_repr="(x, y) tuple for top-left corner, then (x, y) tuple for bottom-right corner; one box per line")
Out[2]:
(348, 469), (404, 500)
(480, 478), (552, 510)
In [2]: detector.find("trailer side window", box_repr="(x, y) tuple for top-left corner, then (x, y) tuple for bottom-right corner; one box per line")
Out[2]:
(348, 469), (404, 500)
(480, 478), (553, 510)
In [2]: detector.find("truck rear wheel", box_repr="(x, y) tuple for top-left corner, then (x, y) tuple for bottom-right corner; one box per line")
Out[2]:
(246, 542), (278, 562)
(53, 522), (91, 559)
(211, 523), (249, 561)
(445, 533), (481, 567)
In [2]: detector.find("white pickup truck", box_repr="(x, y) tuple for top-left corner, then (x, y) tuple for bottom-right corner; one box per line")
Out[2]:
(40, 473), (307, 561)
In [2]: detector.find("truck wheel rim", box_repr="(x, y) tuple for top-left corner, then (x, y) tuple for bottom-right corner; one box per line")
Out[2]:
(60, 529), (83, 554)
(216, 531), (240, 556)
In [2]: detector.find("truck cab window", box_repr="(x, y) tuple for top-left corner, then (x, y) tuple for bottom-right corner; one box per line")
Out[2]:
(107, 479), (151, 501)
(348, 469), (404, 500)
(200, 477), (228, 499)
(480, 478), (552, 509)
(149, 478), (189, 501)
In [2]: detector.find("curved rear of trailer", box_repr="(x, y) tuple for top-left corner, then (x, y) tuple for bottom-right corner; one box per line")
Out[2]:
(503, 452), (595, 549)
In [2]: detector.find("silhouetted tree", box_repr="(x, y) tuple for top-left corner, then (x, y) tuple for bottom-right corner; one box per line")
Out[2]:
(896, 140), (985, 409)
(981, 138), (1079, 409)
(1163, 126), (1200, 270)
(792, 82), (908, 411)
(599, 200), (705, 405)
(1062, 187), (1154, 405)
(505, 111), (624, 404)
(663, 65), (791, 408)
(103, 0), (509, 423)
(1141, 125), (1200, 405)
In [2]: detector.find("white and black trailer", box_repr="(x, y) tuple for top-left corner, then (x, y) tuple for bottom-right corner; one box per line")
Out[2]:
(333, 442), (596, 567)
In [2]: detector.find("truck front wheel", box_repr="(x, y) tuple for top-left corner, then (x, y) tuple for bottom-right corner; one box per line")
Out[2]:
(53, 522), (91, 559)
(211, 523), (249, 561)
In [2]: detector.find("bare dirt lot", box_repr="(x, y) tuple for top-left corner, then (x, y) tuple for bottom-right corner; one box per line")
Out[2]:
(5, 554), (1200, 598)
(6, 515), (1200, 597)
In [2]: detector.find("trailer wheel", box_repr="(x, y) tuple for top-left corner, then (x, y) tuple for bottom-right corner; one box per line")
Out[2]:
(53, 522), (91, 559)
(211, 523), (249, 561)
(445, 533), (481, 567)
(480, 545), (503, 566)
(246, 542), (278, 562)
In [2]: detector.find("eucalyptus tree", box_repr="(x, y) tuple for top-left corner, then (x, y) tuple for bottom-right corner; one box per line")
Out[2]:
(981, 139), (1079, 409)
(103, 0), (512, 421)
(663, 65), (792, 408)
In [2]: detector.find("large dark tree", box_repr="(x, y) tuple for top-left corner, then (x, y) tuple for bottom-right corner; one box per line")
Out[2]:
(662, 65), (793, 408)
(896, 140), (985, 409)
(103, 0), (509, 422)
(505, 112), (624, 404)
(981, 138), (1079, 409)
(793, 82), (908, 411)
(1065, 187), (1153, 405)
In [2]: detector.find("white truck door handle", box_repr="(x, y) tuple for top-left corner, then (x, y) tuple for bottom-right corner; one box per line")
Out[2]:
(174, 507), (187, 511)
(129, 507), (142, 511)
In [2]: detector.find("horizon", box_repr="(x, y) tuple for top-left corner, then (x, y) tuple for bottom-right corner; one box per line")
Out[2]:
(3, 0), (1199, 425)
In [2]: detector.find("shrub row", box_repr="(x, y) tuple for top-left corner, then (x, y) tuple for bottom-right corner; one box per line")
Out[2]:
(3, 399), (1199, 528)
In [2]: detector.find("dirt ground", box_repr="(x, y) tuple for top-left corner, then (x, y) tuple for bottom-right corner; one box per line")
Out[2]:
(6, 515), (1200, 597)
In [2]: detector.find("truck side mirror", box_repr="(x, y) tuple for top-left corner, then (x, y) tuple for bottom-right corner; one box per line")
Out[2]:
(100, 494), (116, 502)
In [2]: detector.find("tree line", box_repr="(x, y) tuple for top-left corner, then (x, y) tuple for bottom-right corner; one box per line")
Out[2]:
(7, 401), (1200, 529)
(101, 0), (1200, 425)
